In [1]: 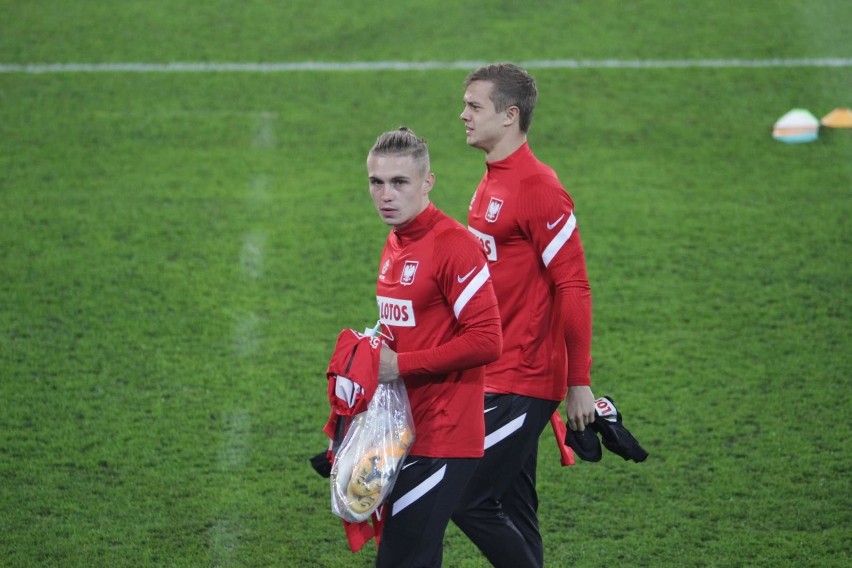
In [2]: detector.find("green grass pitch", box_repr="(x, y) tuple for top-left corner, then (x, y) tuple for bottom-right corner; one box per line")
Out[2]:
(1, 1), (850, 566)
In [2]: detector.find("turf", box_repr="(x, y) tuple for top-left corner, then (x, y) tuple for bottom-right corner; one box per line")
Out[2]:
(1, 1), (850, 566)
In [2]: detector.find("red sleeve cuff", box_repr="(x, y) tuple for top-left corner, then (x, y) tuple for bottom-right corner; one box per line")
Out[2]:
(567, 376), (592, 387)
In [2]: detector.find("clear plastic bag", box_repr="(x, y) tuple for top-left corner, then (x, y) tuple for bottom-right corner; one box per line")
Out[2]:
(330, 380), (415, 522)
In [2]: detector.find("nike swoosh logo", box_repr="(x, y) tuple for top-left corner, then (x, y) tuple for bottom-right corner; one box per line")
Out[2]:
(484, 406), (498, 414)
(546, 214), (565, 230)
(457, 267), (477, 283)
(402, 460), (419, 470)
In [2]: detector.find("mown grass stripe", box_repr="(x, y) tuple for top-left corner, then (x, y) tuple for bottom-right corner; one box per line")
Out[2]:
(1, 58), (850, 73)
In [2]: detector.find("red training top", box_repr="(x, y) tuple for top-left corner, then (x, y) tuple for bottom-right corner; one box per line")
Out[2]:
(467, 142), (592, 401)
(376, 204), (502, 458)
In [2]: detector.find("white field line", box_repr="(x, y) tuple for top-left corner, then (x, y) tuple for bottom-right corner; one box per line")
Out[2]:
(217, 409), (251, 470)
(1, 58), (850, 73)
(252, 112), (277, 150)
(211, 410), (250, 566)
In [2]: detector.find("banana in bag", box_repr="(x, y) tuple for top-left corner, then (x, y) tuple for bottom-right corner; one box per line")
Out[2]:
(330, 380), (414, 522)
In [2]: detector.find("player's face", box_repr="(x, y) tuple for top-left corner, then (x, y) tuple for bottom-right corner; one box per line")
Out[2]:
(367, 154), (434, 229)
(460, 80), (506, 153)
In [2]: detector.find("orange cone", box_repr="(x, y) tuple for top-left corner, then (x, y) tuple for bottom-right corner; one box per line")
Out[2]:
(820, 108), (852, 128)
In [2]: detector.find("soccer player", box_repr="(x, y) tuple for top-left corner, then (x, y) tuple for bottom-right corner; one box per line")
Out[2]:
(451, 63), (597, 567)
(366, 127), (503, 567)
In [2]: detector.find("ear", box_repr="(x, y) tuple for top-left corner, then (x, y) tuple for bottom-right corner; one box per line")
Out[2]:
(422, 172), (436, 195)
(503, 105), (520, 127)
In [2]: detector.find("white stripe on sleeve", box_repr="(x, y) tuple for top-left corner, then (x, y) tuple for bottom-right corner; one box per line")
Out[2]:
(453, 264), (490, 318)
(392, 464), (447, 516)
(541, 212), (576, 267)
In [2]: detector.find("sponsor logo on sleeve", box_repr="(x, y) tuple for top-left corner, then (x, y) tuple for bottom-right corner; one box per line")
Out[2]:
(453, 264), (490, 318)
(541, 211), (577, 268)
(457, 267), (477, 283)
(546, 214), (565, 230)
(377, 296), (416, 327)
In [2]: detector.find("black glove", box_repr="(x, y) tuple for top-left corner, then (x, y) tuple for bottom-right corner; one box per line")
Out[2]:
(309, 451), (332, 478)
(564, 425), (602, 462)
(565, 396), (648, 463)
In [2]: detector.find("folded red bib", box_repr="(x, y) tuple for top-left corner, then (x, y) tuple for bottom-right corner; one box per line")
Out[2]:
(326, 329), (381, 417)
(324, 328), (385, 551)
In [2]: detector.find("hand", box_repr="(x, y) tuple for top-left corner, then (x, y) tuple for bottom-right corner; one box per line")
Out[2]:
(565, 385), (595, 432)
(378, 346), (400, 383)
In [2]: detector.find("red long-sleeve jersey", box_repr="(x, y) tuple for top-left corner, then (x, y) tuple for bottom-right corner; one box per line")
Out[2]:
(467, 142), (592, 401)
(376, 204), (502, 458)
